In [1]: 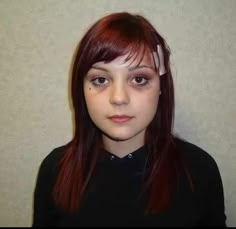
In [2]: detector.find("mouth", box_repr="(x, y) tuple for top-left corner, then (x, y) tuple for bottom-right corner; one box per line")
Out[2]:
(108, 115), (134, 123)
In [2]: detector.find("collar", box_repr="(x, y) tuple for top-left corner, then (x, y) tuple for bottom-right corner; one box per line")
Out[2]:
(98, 145), (148, 174)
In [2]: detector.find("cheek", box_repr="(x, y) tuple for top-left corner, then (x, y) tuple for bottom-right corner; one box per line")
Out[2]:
(135, 89), (159, 110)
(84, 92), (106, 117)
(134, 92), (160, 125)
(84, 90), (95, 114)
(85, 97), (96, 112)
(143, 97), (159, 116)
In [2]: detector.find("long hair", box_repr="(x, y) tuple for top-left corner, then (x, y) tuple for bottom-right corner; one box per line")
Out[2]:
(53, 12), (186, 215)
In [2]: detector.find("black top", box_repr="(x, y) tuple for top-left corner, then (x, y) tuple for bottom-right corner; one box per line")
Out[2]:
(32, 139), (226, 227)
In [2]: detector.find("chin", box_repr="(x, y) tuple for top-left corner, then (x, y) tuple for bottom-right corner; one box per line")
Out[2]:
(103, 131), (136, 142)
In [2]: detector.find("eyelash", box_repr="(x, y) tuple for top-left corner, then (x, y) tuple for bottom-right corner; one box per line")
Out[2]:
(91, 77), (109, 87)
(132, 75), (149, 86)
(91, 75), (150, 87)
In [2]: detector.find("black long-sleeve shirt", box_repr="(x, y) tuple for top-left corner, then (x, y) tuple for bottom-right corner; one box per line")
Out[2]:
(32, 139), (226, 227)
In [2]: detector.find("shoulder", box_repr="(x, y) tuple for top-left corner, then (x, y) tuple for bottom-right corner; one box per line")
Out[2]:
(37, 144), (69, 178)
(174, 137), (218, 168)
(174, 137), (222, 182)
(173, 138), (226, 226)
(42, 144), (68, 165)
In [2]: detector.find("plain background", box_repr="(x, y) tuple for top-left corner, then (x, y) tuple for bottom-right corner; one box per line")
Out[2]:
(0, 0), (235, 226)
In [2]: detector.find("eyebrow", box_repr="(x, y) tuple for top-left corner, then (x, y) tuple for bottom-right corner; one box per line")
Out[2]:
(91, 65), (155, 72)
(128, 65), (155, 71)
(91, 66), (109, 72)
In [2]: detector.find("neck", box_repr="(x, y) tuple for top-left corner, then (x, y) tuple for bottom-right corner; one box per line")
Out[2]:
(102, 132), (145, 158)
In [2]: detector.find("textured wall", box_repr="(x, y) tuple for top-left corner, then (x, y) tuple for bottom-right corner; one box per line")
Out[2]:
(0, 0), (235, 226)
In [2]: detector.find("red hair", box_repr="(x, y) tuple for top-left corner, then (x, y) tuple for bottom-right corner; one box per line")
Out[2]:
(53, 12), (188, 215)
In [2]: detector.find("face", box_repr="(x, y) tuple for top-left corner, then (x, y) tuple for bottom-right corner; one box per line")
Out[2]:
(84, 51), (160, 146)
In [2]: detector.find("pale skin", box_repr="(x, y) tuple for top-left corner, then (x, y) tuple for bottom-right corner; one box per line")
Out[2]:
(84, 51), (161, 158)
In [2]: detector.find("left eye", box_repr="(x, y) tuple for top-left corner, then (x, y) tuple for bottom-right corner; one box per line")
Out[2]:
(131, 76), (149, 85)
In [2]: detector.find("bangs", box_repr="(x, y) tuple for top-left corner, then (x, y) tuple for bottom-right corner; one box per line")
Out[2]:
(91, 36), (151, 67)
(84, 17), (156, 69)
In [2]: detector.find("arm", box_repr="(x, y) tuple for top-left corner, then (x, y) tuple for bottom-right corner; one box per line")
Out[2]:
(203, 158), (227, 227)
(32, 156), (57, 227)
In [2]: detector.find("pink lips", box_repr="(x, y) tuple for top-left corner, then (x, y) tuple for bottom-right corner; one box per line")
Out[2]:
(109, 115), (133, 123)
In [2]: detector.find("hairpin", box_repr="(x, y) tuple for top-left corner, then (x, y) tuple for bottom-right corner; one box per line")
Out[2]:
(153, 45), (166, 76)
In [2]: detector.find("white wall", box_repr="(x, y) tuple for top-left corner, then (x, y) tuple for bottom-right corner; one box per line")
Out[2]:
(0, 0), (235, 226)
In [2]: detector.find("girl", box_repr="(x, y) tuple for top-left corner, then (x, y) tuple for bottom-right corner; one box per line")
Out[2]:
(33, 12), (226, 227)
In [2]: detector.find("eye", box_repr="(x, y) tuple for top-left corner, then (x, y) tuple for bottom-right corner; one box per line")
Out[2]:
(91, 77), (109, 87)
(131, 75), (149, 86)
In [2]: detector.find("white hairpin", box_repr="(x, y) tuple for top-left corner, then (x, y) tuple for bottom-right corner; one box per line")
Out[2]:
(153, 45), (166, 76)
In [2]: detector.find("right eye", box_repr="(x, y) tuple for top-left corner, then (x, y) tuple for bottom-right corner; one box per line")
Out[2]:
(91, 77), (109, 87)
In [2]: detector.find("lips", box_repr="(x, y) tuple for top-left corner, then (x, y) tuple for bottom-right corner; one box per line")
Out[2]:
(108, 115), (133, 123)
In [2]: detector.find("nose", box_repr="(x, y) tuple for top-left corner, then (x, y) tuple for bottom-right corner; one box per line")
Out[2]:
(109, 82), (130, 105)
